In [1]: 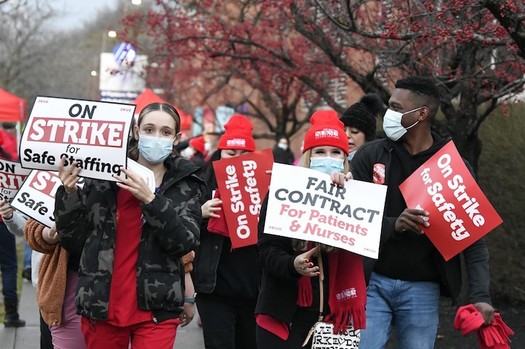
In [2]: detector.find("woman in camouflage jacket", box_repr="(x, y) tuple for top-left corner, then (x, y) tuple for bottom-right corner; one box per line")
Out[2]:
(54, 103), (204, 349)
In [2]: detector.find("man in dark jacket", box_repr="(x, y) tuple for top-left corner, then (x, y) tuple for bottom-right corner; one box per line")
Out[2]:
(352, 76), (494, 349)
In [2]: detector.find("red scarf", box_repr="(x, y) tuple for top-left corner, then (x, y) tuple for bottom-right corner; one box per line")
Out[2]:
(297, 249), (366, 333)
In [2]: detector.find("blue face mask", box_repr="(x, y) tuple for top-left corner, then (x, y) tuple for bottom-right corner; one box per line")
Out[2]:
(310, 157), (344, 175)
(138, 135), (174, 164)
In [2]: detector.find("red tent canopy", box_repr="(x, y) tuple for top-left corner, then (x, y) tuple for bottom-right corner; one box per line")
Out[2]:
(133, 88), (192, 131)
(0, 89), (26, 122)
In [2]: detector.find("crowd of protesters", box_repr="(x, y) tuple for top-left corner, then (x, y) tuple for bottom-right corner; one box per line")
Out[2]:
(0, 75), (502, 349)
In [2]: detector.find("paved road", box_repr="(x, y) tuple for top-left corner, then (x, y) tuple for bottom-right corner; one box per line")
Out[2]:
(0, 280), (205, 349)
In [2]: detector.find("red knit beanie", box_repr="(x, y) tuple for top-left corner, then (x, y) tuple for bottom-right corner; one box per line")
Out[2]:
(189, 136), (206, 155)
(217, 114), (255, 151)
(303, 110), (349, 155)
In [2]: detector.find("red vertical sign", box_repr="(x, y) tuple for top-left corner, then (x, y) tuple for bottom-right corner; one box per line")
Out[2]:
(212, 149), (274, 248)
(399, 141), (502, 261)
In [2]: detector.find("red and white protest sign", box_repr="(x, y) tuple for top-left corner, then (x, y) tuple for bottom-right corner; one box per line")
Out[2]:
(20, 96), (135, 181)
(0, 159), (31, 202)
(399, 141), (503, 261)
(11, 170), (64, 227)
(264, 163), (387, 259)
(212, 149), (273, 248)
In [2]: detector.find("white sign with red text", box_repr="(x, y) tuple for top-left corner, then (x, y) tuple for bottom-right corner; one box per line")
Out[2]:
(11, 170), (82, 228)
(0, 159), (32, 202)
(20, 96), (135, 181)
(264, 163), (387, 259)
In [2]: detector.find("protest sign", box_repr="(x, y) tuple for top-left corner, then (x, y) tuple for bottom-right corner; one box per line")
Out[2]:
(212, 149), (273, 248)
(20, 96), (135, 181)
(0, 159), (31, 202)
(11, 170), (85, 228)
(264, 163), (386, 259)
(399, 141), (503, 261)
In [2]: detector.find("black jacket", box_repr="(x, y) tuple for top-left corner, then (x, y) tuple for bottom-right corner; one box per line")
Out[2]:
(255, 194), (328, 325)
(192, 184), (260, 301)
(255, 195), (303, 324)
(351, 134), (491, 304)
(55, 156), (205, 321)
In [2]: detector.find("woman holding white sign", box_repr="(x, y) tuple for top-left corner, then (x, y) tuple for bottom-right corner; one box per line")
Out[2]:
(54, 102), (204, 349)
(256, 110), (366, 349)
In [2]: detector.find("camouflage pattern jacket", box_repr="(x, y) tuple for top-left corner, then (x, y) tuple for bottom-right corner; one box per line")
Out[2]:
(54, 156), (204, 322)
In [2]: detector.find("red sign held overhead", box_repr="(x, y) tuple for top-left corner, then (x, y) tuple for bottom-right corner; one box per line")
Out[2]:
(399, 141), (503, 261)
(212, 149), (273, 248)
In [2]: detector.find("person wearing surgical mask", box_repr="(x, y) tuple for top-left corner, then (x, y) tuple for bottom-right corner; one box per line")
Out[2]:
(54, 102), (204, 349)
(351, 76), (494, 349)
(255, 110), (366, 349)
(272, 136), (295, 165)
(192, 114), (260, 349)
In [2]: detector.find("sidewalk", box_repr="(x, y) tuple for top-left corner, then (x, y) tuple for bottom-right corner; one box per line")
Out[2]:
(0, 280), (205, 348)
(0, 280), (40, 349)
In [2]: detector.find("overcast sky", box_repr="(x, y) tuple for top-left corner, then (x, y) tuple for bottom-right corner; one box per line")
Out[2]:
(48, 0), (118, 30)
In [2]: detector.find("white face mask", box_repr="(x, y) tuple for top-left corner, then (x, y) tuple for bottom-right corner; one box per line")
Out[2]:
(277, 142), (288, 150)
(382, 107), (422, 141)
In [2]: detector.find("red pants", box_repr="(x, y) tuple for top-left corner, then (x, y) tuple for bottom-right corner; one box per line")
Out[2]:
(81, 317), (179, 349)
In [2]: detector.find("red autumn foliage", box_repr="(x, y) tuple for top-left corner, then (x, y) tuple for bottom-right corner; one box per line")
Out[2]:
(121, 0), (525, 171)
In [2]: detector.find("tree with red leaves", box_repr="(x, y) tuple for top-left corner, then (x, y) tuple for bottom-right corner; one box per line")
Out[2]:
(296, 0), (525, 172)
(122, 1), (345, 141)
(122, 0), (524, 172)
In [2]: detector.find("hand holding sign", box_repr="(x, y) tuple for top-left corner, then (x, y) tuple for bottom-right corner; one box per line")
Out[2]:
(202, 197), (222, 219)
(330, 171), (353, 187)
(114, 167), (156, 204)
(395, 208), (430, 235)
(0, 199), (14, 220)
(58, 157), (82, 195)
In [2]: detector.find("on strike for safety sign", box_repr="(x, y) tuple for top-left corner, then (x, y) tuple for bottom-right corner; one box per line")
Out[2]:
(20, 96), (135, 182)
(399, 141), (502, 261)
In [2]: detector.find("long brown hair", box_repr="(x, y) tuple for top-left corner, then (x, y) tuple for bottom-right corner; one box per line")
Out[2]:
(128, 102), (181, 161)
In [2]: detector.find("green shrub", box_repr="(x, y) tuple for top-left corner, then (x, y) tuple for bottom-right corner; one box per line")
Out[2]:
(478, 102), (525, 302)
